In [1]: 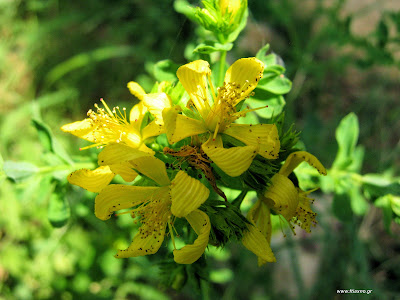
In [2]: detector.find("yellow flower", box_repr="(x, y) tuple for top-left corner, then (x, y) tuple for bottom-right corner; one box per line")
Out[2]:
(161, 58), (280, 177)
(61, 82), (168, 154)
(61, 82), (171, 192)
(247, 151), (327, 265)
(95, 155), (211, 264)
(67, 145), (151, 192)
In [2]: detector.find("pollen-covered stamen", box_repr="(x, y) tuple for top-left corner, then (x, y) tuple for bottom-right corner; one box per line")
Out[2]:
(84, 99), (140, 148)
(191, 82), (211, 118)
(207, 74), (217, 104)
(291, 188), (318, 233)
(232, 105), (269, 119)
(131, 190), (172, 240)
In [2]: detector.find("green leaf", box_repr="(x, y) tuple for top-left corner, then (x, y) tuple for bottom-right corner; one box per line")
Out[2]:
(248, 89), (286, 118)
(362, 174), (400, 199)
(45, 46), (136, 86)
(32, 118), (73, 165)
(3, 161), (39, 182)
(332, 113), (359, 170)
(332, 193), (353, 222)
(174, 0), (197, 21)
(152, 59), (180, 82)
(350, 186), (369, 215)
(258, 75), (292, 94)
(210, 268), (233, 284)
(256, 44), (270, 60)
(347, 145), (365, 172)
(391, 196), (400, 216)
(48, 184), (70, 228)
(31, 118), (52, 152)
(376, 19), (389, 48)
(375, 195), (393, 233)
(193, 42), (233, 54)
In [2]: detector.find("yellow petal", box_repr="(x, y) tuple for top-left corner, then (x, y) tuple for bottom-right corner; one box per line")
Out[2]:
(248, 199), (272, 243)
(242, 223), (276, 265)
(247, 199), (273, 266)
(98, 143), (151, 166)
(138, 143), (156, 154)
(279, 151), (327, 177)
(115, 225), (166, 258)
(129, 102), (147, 130)
(264, 174), (299, 221)
(162, 106), (181, 144)
(224, 124), (280, 159)
(173, 115), (207, 144)
(176, 60), (211, 117)
(60, 119), (96, 142)
(224, 57), (264, 104)
(202, 136), (257, 177)
(130, 156), (170, 186)
(127, 81), (146, 101)
(95, 185), (160, 220)
(173, 210), (210, 264)
(109, 163), (138, 182)
(170, 171), (210, 218)
(141, 120), (165, 141)
(67, 166), (114, 193)
(143, 93), (171, 125)
(163, 106), (207, 144)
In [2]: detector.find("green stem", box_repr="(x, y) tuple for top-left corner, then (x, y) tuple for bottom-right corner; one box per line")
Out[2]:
(218, 50), (227, 87)
(286, 233), (306, 300)
(38, 162), (96, 175)
(201, 279), (211, 300)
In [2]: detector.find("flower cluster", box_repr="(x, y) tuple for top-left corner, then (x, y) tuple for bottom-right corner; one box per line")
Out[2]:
(62, 57), (326, 265)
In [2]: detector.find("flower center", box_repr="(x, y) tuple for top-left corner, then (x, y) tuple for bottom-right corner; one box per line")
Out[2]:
(83, 99), (141, 149)
(204, 80), (266, 134)
(131, 188), (172, 238)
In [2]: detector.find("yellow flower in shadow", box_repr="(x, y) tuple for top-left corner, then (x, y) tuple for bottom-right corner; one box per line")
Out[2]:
(246, 151), (327, 265)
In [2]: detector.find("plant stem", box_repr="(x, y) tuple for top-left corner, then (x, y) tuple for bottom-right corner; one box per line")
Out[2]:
(218, 50), (227, 87)
(286, 233), (306, 300)
(38, 162), (96, 175)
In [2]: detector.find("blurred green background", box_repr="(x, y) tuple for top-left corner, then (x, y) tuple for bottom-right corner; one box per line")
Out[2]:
(1, 0), (399, 299)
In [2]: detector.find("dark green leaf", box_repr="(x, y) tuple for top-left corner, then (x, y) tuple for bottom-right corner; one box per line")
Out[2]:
(3, 161), (39, 182)
(375, 195), (393, 233)
(32, 118), (73, 165)
(332, 193), (353, 222)
(376, 19), (389, 48)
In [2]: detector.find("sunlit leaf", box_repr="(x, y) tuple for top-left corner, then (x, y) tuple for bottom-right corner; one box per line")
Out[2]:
(48, 183), (70, 228)
(332, 112), (359, 170)
(3, 161), (39, 182)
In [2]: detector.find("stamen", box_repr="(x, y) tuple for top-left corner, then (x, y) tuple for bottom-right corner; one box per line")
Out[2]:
(100, 98), (114, 116)
(207, 75), (217, 104)
(233, 105), (268, 118)
(168, 220), (176, 250)
(213, 122), (220, 140)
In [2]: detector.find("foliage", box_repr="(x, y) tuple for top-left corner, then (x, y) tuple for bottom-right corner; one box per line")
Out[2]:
(1, 0), (399, 299)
